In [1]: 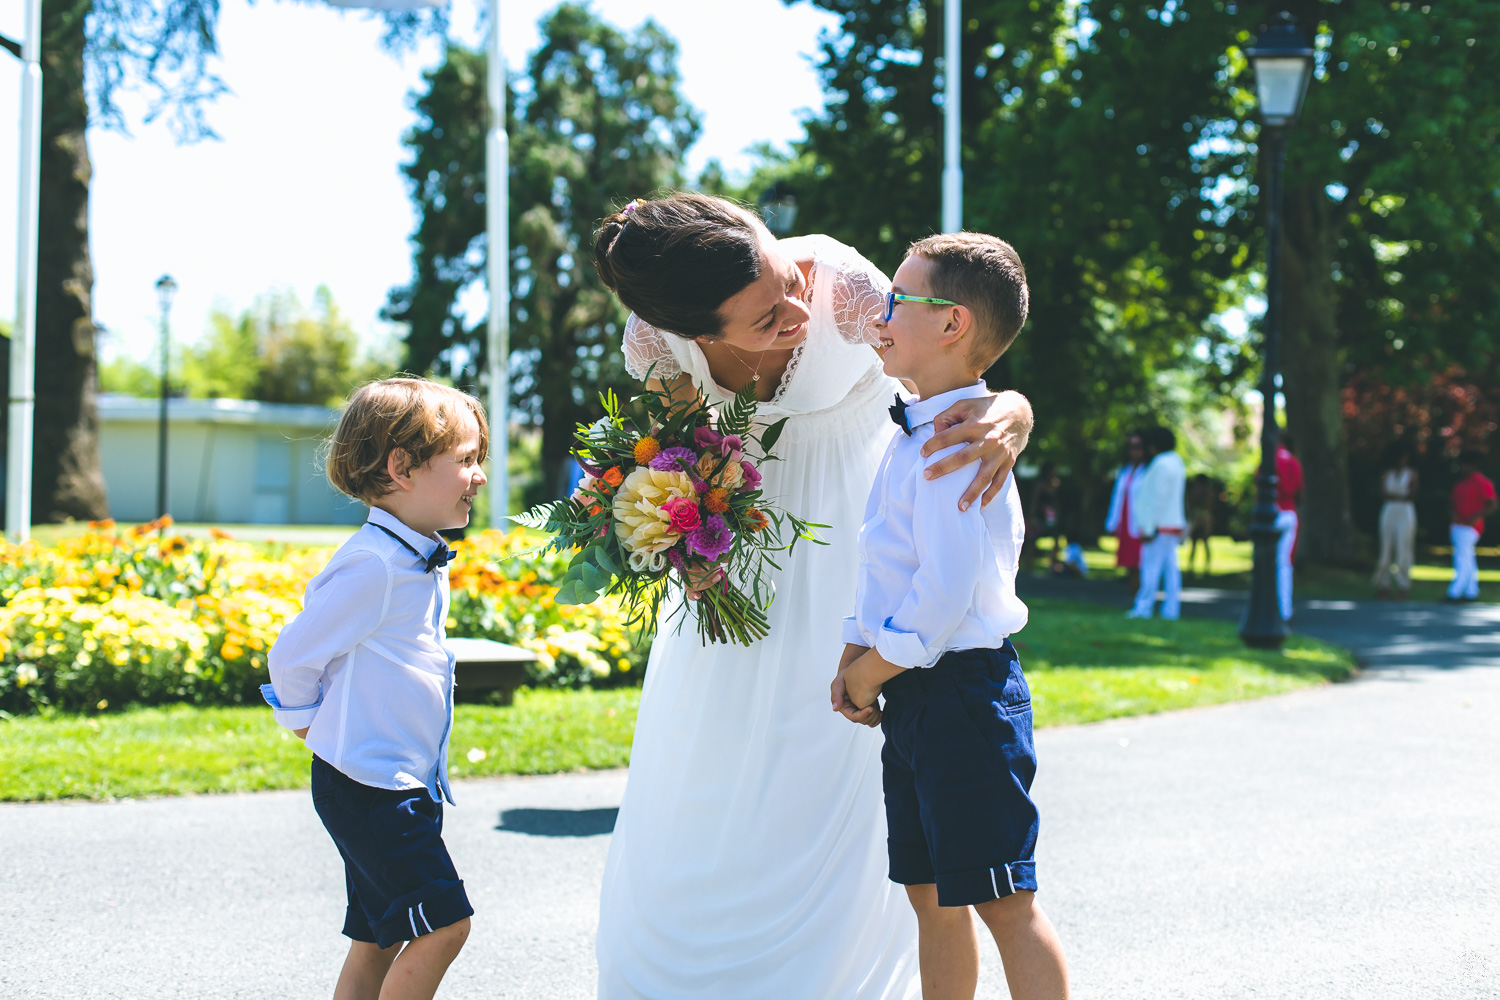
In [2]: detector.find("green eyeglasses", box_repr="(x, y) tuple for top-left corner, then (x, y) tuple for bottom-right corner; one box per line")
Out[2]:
(883, 291), (960, 322)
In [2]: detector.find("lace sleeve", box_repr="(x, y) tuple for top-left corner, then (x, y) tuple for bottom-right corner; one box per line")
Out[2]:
(827, 244), (893, 347)
(622, 313), (681, 382)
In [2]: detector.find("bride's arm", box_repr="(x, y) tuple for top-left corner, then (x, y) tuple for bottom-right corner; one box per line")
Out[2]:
(921, 391), (1034, 511)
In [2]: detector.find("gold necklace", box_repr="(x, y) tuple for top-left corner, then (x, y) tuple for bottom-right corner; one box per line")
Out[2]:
(724, 344), (766, 384)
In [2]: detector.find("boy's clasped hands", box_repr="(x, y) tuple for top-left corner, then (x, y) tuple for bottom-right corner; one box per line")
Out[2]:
(832, 644), (905, 728)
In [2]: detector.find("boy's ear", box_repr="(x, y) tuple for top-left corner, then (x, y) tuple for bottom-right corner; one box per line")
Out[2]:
(386, 448), (415, 491)
(938, 304), (973, 347)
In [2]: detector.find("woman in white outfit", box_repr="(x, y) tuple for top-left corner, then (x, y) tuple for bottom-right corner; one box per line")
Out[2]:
(1372, 443), (1418, 599)
(590, 193), (1032, 1000)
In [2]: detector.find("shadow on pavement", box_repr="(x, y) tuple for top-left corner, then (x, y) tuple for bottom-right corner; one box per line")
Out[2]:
(495, 807), (619, 837)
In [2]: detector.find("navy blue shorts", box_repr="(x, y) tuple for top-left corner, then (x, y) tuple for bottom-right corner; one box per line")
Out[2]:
(311, 755), (473, 949)
(880, 644), (1040, 907)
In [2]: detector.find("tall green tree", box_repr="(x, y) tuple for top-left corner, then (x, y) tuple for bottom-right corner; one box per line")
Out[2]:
(784, 0), (1499, 562)
(387, 3), (699, 500)
(781, 0), (1248, 523)
(0, 2), (439, 522)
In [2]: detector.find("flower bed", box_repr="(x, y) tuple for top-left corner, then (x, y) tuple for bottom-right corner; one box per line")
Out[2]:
(0, 520), (647, 715)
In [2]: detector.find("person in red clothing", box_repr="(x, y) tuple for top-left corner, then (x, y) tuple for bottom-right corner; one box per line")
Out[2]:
(1105, 433), (1147, 592)
(1447, 451), (1497, 602)
(1274, 433), (1304, 621)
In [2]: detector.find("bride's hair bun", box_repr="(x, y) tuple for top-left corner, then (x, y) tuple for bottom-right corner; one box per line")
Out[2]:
(593, 192), (764, 341)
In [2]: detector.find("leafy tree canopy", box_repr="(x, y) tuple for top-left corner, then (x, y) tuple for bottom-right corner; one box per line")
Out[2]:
(387, 2), (699, 501)
(781, 0), (1498, 549)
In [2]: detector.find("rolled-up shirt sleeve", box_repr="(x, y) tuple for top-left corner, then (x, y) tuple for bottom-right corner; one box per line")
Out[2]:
(263, 551), (391, 731)
(876, 446), (987, 668)
(841, 616), (869, 647)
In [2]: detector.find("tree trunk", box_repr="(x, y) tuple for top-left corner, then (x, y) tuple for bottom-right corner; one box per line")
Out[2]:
(30, 0), (109, 522)
(1280, 180), (1359, 566)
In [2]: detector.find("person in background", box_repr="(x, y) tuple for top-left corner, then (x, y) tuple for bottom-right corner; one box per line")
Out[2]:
(1372, 442), (1419, 600)
(1447, 450), (1496, 603)
(1127, 427), (1187, 620)
(1185, 474), (1216, 577)
(1025, 462), (1064, 575)
(1274, 433), (1304, 621)
(558, 455), (587, 500)
(1105, 433), (1146, 591)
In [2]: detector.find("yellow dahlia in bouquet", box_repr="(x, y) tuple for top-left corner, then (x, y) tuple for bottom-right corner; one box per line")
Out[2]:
(514, 379), (824, 646)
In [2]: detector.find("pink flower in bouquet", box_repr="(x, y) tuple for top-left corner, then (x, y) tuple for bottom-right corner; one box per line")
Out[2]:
(687, 514), (734, 561)
(719, 435), (745, 461)
(739, 460), (762, 491)
(650, 446), (698, 473)
(693, 426), (723, 451)
(662, 495), (702, 534)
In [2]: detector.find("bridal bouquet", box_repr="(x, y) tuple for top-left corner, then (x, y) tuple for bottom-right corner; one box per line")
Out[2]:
(513, 378), (823, 646)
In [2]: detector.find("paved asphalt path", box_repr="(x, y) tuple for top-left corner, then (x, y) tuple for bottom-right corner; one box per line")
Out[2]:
(3, 583), (1497, 999)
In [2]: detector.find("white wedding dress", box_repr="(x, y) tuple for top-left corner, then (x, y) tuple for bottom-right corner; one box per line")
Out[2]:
(595, 235), (921, 999)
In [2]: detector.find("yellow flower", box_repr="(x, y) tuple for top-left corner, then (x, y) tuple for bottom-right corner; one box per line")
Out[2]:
(633, 436), (661, 465)
(612, 467), (697, 568)
(696, 452), (744, 490)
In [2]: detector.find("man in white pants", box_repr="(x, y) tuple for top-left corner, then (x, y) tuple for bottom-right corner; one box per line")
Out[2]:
(1128, 428), (1187, 620)
(1274, 435), (1305, 621)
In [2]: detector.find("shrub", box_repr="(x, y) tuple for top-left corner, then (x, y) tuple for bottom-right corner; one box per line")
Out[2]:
(447, 530), (648, 688)
(0, 587), (209, 712)
(0, 520), (647, 715)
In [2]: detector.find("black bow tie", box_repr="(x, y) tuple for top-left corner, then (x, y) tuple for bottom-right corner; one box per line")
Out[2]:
(374, 523), (452, 573)
(424, 544), (453, 573)
(889, 394), (912, 436)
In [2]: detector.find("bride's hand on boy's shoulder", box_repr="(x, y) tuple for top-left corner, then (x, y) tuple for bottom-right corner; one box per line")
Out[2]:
(923, 390), (1034, 512)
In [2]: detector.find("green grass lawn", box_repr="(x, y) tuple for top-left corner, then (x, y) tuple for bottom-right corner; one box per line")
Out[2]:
(0, 599), (1354, 802)
(1036, 535), (1500, 604)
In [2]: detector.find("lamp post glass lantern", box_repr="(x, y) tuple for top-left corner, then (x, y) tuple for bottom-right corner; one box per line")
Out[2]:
(759, 183), (799, 237)
(154, 275), (177, 522)
(1239, 14), (1314, 650)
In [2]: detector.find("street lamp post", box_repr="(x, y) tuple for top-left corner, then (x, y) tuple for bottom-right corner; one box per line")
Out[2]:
(154, 275), (178, 522)
(1239, 14), (1314, 650)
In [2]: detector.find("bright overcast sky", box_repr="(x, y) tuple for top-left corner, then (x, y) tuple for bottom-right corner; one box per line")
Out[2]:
(0, 0), (840, 361)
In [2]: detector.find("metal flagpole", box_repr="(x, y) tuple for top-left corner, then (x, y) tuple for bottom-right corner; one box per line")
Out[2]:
(486, 0), (510, 530)
(8, 0), (43, 542)
(941, 0), (962, 233)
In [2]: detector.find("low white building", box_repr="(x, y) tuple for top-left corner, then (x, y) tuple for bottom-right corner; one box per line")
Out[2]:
(97, 395), (365, 525)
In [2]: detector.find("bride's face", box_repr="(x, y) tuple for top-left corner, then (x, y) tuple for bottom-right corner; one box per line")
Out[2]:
(709, 227), (811, 353)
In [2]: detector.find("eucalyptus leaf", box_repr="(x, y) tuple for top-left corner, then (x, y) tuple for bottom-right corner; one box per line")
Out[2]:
(758, 417), (789, 454)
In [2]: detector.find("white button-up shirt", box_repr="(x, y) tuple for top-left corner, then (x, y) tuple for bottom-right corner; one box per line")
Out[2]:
(1132, 450), (1187, 537)
(262, 507), (458, 804)
(842, 381), (1029, 668)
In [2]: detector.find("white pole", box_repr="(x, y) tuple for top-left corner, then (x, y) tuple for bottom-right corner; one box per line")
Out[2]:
(941, 0), (963, 234)
(8, 0), (42, 542)
(486, 0), (510, 529)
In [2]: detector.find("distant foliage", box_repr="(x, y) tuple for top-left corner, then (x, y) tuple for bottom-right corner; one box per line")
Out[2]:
(100, 287), (398, 406)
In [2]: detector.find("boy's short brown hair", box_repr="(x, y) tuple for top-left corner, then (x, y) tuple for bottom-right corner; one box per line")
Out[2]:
(326, 378), (490, 504)
(906, 232), (1029, 371)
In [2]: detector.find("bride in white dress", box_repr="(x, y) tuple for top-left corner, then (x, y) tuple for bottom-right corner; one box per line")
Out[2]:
(591, 194), (1032, 999)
